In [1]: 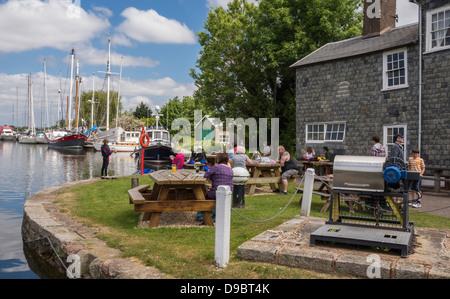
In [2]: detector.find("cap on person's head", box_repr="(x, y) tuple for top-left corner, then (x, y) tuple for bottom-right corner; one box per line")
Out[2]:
(393, 134), (404, 142)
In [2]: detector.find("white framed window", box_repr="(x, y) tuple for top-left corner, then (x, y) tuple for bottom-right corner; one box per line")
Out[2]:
(306, 122), (346, 143)
(383, 124), (407, 162)
(426, 5), (450, 53)
(382, 48), (408, 90)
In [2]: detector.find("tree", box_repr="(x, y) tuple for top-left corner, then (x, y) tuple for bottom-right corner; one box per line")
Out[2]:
(80, 90), (121, 129)
(133, 101), (152, 119)
(191, 0), (362, 154)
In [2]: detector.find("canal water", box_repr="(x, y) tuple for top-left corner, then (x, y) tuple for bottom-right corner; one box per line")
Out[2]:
(0, 141), (141, 279)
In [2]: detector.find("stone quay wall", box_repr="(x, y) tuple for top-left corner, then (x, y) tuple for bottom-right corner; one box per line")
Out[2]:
(21, 180), (165, 279)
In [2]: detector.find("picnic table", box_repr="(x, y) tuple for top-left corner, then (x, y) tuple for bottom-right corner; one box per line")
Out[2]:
(299, 160), (334, 176)
(297, 175), (333, 213)
(246, 163), (283, 195)
(128, 169), (215, 227)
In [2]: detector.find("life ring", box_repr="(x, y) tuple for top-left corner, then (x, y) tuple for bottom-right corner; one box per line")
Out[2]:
(140, 133), (150, 148)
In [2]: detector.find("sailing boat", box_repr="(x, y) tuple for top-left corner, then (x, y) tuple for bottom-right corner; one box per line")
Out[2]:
(45, 49), (87, 148)
(36, 59), (49, 144)
(91, 36), (141, 152)
(18, 74), (37, 144)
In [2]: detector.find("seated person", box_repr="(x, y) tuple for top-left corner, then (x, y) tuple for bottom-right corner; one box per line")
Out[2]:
(203, 152), (234, 199)
(302, 147), (316, 160)
(169, 148), (184, 169)
(192, 147), (207, 164)
(231, 146), (252, 168)
(275, 145), (299, 195)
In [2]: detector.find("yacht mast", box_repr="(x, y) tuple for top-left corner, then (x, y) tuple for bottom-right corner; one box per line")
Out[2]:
(68, 49), (75, 131)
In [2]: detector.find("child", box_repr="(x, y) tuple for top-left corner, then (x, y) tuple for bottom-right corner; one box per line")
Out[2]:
(408, 148), (425, 208)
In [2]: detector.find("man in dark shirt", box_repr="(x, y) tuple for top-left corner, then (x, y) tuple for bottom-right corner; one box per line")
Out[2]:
(101, 139), (113, 177)
(276, 145), (298, 195)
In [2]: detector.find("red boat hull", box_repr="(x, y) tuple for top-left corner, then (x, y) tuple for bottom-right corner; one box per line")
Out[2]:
(45, 133), (87, 148)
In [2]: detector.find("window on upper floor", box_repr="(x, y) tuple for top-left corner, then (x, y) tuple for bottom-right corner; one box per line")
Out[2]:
(382, 48), (408, 90)
(426, 5), (450, 52)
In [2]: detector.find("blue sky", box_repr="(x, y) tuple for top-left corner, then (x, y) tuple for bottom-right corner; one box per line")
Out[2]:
(0, 0), (418, 128)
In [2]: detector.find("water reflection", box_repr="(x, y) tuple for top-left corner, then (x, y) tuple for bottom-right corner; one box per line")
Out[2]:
(0, 141), (141, 278)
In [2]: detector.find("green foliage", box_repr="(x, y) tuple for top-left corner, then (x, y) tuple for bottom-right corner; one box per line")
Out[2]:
(80, 90), (122, 129)
(191, 0), (363, 155)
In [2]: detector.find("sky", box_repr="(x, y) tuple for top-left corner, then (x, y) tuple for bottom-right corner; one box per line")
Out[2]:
(0, 0), (419, 128)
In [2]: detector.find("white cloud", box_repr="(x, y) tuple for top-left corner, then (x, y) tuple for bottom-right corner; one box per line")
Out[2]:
(0, 72), (196, 126)
(0, 0), (110, 53)
(74, 45), (160, 68)
(116, 7), (196, 44)
(397, 0), (419, 26)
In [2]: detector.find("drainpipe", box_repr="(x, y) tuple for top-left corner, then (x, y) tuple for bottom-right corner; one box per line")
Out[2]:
(412, 0), (423, 151)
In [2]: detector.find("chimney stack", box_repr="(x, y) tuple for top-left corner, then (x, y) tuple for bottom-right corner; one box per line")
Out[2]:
(363, 0), (397, 39)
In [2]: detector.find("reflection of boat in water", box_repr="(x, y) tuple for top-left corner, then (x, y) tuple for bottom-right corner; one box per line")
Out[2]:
(142, 106), (174, 166)
(47, 145), (85, 155)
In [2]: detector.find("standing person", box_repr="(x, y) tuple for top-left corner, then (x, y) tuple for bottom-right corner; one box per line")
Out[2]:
(275, 145), (298, 195)
(408, 148), (425, 208)
(370, 135), (386, 157)
(389, 134), (405, 161)
(101, 139), (113, 177)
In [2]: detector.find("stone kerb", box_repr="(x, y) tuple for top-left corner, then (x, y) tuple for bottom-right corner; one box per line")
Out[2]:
(21, 180), (165, 279)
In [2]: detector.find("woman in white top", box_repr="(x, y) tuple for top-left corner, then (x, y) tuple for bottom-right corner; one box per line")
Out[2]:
(302, 147), (316, 160)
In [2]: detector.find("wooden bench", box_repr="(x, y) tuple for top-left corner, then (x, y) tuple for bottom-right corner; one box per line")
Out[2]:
(128, 184), (151, 205)
(296, 187), (331, 213)
(422, 176), (450, 192)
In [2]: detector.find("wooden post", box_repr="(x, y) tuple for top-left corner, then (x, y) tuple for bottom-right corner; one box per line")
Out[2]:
(131, 177), (139, 188)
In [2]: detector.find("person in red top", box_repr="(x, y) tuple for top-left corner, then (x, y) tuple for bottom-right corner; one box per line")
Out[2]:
(170, 148), (185, 170)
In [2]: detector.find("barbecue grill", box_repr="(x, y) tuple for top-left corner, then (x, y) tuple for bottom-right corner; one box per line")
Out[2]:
(310, 155), (416, 257)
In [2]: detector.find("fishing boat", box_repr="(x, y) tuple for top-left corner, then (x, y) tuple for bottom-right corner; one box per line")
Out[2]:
(142, 106), (174, 166)
(0, 126), (15, 141)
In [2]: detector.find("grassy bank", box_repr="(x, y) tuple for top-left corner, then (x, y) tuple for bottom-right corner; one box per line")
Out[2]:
(56, 176), (450, 279)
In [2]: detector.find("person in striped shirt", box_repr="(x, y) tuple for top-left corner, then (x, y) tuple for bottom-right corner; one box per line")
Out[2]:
(408, 148), (425, 208)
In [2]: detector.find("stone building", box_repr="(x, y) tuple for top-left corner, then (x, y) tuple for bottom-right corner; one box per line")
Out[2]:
(291, 0), (450, 168)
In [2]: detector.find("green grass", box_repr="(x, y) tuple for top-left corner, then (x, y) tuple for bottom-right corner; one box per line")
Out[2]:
(57, 176), (450, 279)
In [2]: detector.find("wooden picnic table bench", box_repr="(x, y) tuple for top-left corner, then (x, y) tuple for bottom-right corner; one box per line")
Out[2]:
(128, 169), (215, 227)
(246, 163), (283, 195)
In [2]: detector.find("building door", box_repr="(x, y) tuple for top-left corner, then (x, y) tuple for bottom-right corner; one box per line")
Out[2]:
(383, 125), (407, 162)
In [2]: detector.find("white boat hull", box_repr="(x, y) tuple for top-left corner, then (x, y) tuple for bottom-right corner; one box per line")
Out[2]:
(93, 142), (139, 152)
(18, 135), (37, 144)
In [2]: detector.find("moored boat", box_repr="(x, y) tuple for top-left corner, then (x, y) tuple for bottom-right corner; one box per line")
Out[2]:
(36, 132), (48, 144)
(44, 130), (87, 148)
(92, 128), (141, 152)
(0, 126), (15, 141)
(142, 106), (174, 166)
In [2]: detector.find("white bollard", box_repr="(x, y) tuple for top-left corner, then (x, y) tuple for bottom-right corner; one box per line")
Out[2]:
(301, 168), (315, 217)
(215, 185), (232, 268)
